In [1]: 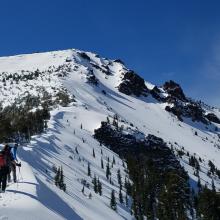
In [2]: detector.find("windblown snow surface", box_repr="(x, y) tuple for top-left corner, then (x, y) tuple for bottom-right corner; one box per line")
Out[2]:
(0, 49), (219, 220)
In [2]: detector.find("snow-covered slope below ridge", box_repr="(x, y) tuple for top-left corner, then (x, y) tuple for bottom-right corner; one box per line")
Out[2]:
(0, 49), (220, 219)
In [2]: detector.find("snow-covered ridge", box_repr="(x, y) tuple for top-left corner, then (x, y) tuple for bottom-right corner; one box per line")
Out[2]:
(0, 49), (220, 219)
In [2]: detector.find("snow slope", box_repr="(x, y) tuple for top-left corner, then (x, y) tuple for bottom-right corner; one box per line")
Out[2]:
(0, 49), (219, 219)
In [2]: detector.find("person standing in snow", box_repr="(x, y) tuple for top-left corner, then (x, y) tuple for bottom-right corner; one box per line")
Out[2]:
(8, 143), (20, 183)
(0, 144), (21, 193)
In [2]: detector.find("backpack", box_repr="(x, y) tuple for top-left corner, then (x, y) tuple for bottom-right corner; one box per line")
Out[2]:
(0, 152), (6, 168)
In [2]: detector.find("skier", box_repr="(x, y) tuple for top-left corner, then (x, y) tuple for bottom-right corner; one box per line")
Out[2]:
(0, 144), (21, 193)
(8, 143), (20, 183)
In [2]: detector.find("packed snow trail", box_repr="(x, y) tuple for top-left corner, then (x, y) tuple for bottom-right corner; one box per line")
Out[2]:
(0, 157), (82, 220)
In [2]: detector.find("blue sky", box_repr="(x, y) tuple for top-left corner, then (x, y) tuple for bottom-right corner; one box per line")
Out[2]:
(0, 0), (220, 106)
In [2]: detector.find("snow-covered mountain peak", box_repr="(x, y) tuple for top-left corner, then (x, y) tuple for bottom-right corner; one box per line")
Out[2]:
(0, 49), (219, 220)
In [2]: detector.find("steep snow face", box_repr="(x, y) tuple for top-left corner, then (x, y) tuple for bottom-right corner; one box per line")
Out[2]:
(0, 49), (220, 219)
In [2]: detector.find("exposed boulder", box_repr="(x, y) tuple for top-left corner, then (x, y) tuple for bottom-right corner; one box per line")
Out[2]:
(205, 113), (220, 124)
(118, 70), (149, 96)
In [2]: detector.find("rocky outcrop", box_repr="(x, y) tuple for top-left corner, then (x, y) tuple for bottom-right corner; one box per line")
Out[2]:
(118, 71), (149, 96)
(205, 113), (220, 124)
(86, 69), (99, 85)
(78, 52), (91, 61)
(163, 80), (187, 102)
(113, 59), (124, 65)
(150, 86), (165, 102)
(165, 102), (208, 124)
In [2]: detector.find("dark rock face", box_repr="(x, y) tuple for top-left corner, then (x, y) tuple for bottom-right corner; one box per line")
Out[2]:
(90, 63), (111, 75)
(150, 86), (165, 102)
(205, 113), (220, 124)
(163, 80), (187, 102)
(113, 59), (124, 65)
(86, 69), (99, 85)
(165, 105), (183, 121)
(162, 80), (215, 124)
(165, 103), (208, 124)
(118, 71), (149, 96)
(78, 52), (91, 61)
(185, 104), (207, 123)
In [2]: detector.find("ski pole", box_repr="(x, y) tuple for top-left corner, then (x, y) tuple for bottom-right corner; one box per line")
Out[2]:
(19, 167), (23, 181)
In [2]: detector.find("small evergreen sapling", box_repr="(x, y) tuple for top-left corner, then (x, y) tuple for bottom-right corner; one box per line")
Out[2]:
(88, 162), (91, 176)
(119, 189), (123, 204)
(101, 157), (104, 169)
(110, 190), (117, 211)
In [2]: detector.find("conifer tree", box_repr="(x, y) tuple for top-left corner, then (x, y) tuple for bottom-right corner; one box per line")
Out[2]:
(97, 178), (102, 196)
(93, 175), (98, 193)
(110, 190), (117, 211)
(125, 193), (128, 207)
(54, 166), (60, 186)
(101, 158), (104, 169)
(106, 162), (111, 180)
(88, 162), (91, 177)
(197, 187), (220, 219)
(113, 156), (115, 165)
(54, 166), (66, 192)
(197, 176), (201, 190)
(117, 169), (122, 187)
(93, 148), (95, 158)
(119, 189), (123, 204)
(60, 166), (64, 187)
(59, 166), (66, 191)
(107, 116), (110, 123)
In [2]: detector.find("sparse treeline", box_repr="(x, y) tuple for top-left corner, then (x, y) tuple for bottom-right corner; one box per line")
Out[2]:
(0, 87), (74, 142)
(0, 102), (50, 142)
(95, 119), (211, 220)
